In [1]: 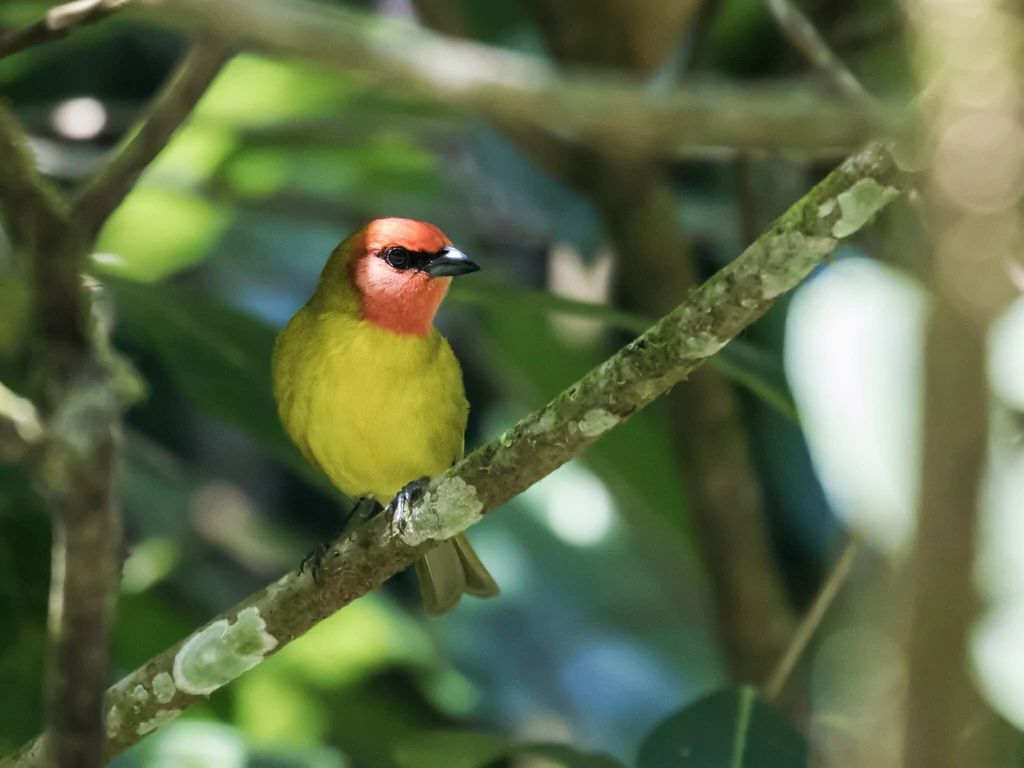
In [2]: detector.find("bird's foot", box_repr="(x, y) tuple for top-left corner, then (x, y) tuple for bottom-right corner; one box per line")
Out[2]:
(384, 478), (430, 534)
(298, 540), (333, 585)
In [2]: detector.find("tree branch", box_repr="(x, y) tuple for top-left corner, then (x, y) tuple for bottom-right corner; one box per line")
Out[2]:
(0, 0), (131, 62)
(0, 138), (909, 767)
(72, 36), (232, 237)
(759, 0), (878, 111)
(148, 0), (908, 155)
(0, 23), (217, 762)
(0, 93), (121, 768)
(0, 108), (67, 248)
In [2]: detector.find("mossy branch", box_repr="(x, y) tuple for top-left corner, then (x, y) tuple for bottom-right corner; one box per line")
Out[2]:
(0, 139), (910, 767)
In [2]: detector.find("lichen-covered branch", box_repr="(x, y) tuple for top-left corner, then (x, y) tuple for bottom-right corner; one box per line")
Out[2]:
(0, 139), (910, 767)
(73, 36), (232, 236)
(0, 0), (131, 62)
(150, 0), (907, 155)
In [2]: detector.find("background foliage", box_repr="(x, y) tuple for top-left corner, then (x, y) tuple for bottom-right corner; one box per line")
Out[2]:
(1, 1), (1020, 767)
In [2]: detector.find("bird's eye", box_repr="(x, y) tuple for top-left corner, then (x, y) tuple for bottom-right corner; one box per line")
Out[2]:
(384, 247), (411, 270)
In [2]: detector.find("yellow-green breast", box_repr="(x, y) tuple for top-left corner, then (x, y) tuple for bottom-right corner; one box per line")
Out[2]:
(272, 304), (468, 502)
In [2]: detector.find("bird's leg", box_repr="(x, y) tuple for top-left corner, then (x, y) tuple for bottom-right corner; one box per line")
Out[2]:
(298, 496), (377, 584)
(342, 495), (380, 529)
(384, 477), (430, 534)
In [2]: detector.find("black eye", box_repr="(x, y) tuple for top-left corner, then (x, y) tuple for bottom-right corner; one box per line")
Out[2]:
(384, 246), (410, 270)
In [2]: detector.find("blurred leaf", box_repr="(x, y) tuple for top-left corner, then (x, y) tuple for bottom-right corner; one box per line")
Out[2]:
(518, 742), (627, 767)
(148, 121), (241, 183)
(95, 189), (230, 282)
(393, 731), (506, 768)
(104, 277), (335, 495)
(0, 271), (31, 359)
(0, 465), (48, 750)
(221, 136), (446, 209)
(636, 687), (807, 768)
(480, 301), (690, 540)
(197, 54), (359, 126)
(712, 341), (798, 423)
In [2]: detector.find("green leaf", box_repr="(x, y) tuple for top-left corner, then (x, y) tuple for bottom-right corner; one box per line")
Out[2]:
(94, 189), (231, 282)
(636, 687), (807, 768)
(104, 277), (335, 495)
(518, 742), (627, 768)
(392, 731), (507, 768)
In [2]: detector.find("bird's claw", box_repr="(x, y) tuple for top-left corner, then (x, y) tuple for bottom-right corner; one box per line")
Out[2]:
(384, 478), (430, 534)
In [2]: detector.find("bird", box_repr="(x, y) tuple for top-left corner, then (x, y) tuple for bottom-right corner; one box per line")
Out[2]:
(272, 217), (499, 616)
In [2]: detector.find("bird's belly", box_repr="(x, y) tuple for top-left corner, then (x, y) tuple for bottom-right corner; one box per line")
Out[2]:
(300, 340), (465, 503)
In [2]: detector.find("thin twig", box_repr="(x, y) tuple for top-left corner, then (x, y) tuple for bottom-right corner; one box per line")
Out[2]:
(762, 535), (862, 701)
(72, 36), (232, 236)
(759, 0), (878, 111)
(0, 0), (133, 62)
(150, 0), (908, 155)
(0, 139), (912, 767)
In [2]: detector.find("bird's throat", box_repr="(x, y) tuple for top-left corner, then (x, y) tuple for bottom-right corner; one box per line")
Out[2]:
(359, 275), (451, 337)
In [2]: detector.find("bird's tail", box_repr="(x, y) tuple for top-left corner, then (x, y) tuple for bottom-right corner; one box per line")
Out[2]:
(414, 533), (500, 616)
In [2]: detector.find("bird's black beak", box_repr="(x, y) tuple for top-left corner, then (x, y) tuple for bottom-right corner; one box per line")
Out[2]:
(424, 246), (480, 278)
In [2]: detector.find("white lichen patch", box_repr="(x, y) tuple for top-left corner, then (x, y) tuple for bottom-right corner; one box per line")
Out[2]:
(105, 705), (122, 739)
(399, 476), (483, 546)
(265, 572), (292, 599)
(136, 709), (181, 735)
(832, 178), (901, 239)
(128, 684), (148, 706)
(152, 672), (176, 704)
(524, 408), (558, 437)
(679, 331), (729, 359)
(172, 607), (278, 695)
(817, 199), (837, 218)
(577, 408), (620, 438)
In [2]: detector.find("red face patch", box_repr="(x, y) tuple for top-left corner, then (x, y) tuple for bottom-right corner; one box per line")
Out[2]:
(348, 219), (455, 337)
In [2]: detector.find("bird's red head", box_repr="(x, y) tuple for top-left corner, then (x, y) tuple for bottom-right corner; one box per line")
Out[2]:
(346, 218), (479, 337)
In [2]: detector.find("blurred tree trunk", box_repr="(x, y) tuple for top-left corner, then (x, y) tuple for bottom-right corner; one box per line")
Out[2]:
(513, 0), (797, 685)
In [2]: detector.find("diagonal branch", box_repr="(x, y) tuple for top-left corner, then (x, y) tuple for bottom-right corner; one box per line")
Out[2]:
(0, 138), (910, 768)
(150, 0), (908, 155)
(0, 0), (132, 62)
(72, 36), (232, 237)
(759, 0), (877, 111)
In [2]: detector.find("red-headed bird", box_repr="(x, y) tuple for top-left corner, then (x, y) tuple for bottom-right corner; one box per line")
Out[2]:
(272, 218), (499, 615)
